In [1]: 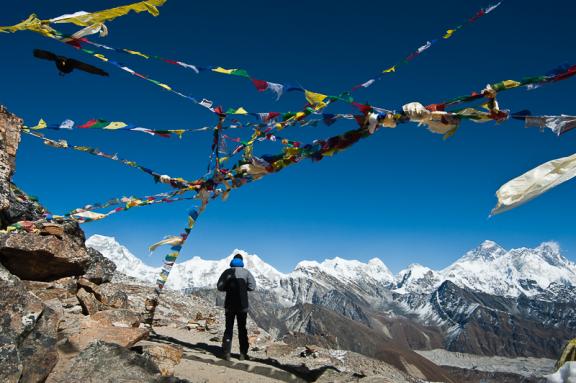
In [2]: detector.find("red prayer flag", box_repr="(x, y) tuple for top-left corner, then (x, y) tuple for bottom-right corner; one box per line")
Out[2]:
(251, 79), (269, 92)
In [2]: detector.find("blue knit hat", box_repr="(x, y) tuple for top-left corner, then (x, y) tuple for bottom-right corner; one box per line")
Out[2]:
(230, 254), (244, 267)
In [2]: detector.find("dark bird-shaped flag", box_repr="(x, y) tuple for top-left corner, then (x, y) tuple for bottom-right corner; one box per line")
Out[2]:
(33, 49), (109, 77)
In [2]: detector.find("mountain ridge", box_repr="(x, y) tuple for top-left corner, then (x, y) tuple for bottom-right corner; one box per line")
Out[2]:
(87, 234), (576, 298)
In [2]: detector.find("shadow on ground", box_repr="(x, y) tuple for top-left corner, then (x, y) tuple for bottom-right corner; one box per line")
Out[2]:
(147, 333), (342, 382)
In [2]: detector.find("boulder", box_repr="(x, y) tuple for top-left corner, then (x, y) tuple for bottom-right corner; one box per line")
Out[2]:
(23, 279), (77, 302)
(83, 247), (116, 284)
(142, 344), (183, 376)
(90, 309), (141, 328)
(0, 232), (92, 281)
(0, 264), (59, 383)
(67, 319), (149, 350)
(54, 341), (183, 383)
(77, 287), (103, 315)
(99, 282), (129, 309)
(78, 277), (104, 299)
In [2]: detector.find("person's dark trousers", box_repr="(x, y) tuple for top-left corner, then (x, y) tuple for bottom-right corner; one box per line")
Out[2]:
(222, 311), (249, 355)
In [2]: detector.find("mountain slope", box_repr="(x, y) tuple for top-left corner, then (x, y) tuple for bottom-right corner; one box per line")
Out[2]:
(88, 234), (576, 359)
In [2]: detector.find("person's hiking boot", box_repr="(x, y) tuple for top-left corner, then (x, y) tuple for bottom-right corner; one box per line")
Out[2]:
(239, 353), (249, 361)
(222, 337), (232, 361)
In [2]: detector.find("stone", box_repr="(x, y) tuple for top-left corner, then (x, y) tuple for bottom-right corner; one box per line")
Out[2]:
(39, 223), (65, 237)
(266, 343), (296, 358)
(142, 344), (183, 377)
(52, 276), (78, 293)
(99, 282), (130, 309)
(23, 280), (75, 302)
(106, 290), (129, 309)
(78, 277), (104, 299)
(65, 305), (83, 315)
(55, 341), (166, 383)
(83, 247), (116, 284)
(67, 323), (149, 351)
(0, 263), (59, 383)
(90, 309), (141, 328)
(60, 296), (80, 308)
(77, 287), (103, 315)
(0, 232), (93, 281)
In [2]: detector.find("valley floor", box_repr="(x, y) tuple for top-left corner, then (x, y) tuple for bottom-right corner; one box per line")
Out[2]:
(416, 349), (555, 379)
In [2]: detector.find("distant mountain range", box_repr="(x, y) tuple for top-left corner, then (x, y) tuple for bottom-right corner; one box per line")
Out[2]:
(87, 234), (576, 359)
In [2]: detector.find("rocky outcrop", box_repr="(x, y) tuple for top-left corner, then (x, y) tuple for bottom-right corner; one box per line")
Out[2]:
(0, 232), (93, 281)
(0, 106), (43, 227)
(0, 263), (60, 383)
(55, 341), (184, 383)
(83, 247), (116, 284)
(141, 344), (184, 377)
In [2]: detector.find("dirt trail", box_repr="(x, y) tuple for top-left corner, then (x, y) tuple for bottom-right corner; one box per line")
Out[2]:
(142, 327), (307, 383)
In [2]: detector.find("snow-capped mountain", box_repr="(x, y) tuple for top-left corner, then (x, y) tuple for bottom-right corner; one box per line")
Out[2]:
(294, 257), (394, 285)
(88, 235), (576, 299)
(86, 235), (395, 308)
(86, 235), (286, 290)
(394, 263), (442, 295)
(393, 240), (576, 297)
(86, 234), (159, 282)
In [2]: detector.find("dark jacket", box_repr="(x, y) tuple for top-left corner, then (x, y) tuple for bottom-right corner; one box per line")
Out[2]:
(217, 266), (256, 313)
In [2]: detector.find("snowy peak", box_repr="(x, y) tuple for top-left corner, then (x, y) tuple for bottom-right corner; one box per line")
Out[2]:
(443, 240), (576, 297)
(88, 234), (576, 300)
(86, 235), (158, 283)
(459, 240), (507, 262)
(394, 264), (442, 294)
(86, 235), (286, 291)
(294, 256), (394, 285)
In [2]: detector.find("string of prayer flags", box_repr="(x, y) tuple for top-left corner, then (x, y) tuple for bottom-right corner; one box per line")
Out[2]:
(439, 64), (576, 111)
(154, 207), (201, 293)
(66, 2), (500, 111)
(21, 129), (192, 188)
(26, 118), (217, 138)
(351, 2), (502, 91)
(68, 194), (195, 223)
(76, 38), (289, 102)
(67, 190), (186, 215)
(491, 152), (576, 215)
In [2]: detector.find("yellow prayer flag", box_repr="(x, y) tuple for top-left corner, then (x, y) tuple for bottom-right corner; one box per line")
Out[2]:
(0, 14), (56, 37)
(212, 67), (236, 75)
(30, 119), (47, 130)
(383, 66), (396, 73)
(231, 107), (248, 115)
(124, 49), (150, 59)
(305, 90), (328, 110)
(104, 122), (128, 130)
(94, 53), (108, 62)
(443, 29), (456, 39)
(50, 0), (167, 27)
(501, 80), (521, 89)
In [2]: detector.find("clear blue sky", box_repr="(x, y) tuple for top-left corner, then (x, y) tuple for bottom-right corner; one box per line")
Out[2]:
(2, 0), (575, 273)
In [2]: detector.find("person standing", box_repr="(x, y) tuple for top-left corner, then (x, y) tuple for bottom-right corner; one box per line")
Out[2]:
(217, 253), (256, 361)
